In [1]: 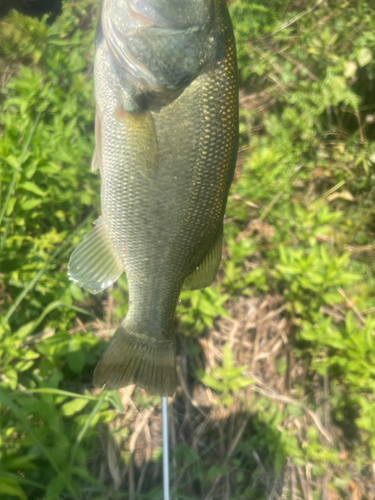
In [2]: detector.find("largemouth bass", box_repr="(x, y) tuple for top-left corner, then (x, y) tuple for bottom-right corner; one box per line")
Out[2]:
(68, 0), (238, 396)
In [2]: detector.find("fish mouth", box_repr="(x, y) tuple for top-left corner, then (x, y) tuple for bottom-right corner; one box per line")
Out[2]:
(126, 0), (171, 28)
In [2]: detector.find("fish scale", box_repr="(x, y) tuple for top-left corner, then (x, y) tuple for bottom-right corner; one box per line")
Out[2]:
(68, 0), (238, 396)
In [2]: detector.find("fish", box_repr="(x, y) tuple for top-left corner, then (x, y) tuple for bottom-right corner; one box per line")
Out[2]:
(68, 0), (238, 396)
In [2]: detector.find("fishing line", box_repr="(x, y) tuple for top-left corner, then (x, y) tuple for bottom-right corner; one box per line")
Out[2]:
(162, 396), (170, 500)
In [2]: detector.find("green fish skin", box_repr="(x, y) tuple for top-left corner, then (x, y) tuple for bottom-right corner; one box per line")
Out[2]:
(68, 0), (238, 396)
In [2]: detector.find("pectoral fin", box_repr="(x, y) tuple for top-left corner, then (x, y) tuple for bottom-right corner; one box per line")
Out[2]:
(185, 225), (223, 291)
(68, 217), (123, 294)
(114, 105), (158, 180)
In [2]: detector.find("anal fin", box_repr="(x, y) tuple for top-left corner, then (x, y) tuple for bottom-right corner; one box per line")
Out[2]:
(185, 225), (223, 291)
(68, 217), (123, 294)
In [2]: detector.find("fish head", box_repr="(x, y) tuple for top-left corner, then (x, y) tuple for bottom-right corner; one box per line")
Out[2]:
(100, 0), (217, 95)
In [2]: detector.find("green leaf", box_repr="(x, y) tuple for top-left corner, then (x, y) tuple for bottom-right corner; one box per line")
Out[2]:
(198, 298), (218, 317)
(0, 478), (27, 500)
(344, 61), (357, 78)
(225, 366), (248, 380)
(6, 196), (16, 215)
(286, 405), (303, 417)
(44, 476), (65, 500)
(196, 370), (224, 392)
(221, 393), (233, 407)
(322, 292), (344, 304)
(18, 181), (46, 197)
(20, 198), (43, 210)
(61, 398), (89, 416)
(207, 465), (228, 479)
(66, 349), (86, 374)
(1, 455), (37, 471)
(222, 342), (233, 371)
(323, 333), (345, 349)
(228, 376), (253, 391)
(107, 390), (124, 412)
(357, 47), (373, 67)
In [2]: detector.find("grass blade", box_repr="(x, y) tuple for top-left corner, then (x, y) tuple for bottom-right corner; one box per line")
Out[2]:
(19, 388), (98, 400)
(0, 471), (47, 491)
(0, 113), (41, 231)
(2, 209), (95, 325)
(0, 388), (79, 499)
(69, 392), (106, 472)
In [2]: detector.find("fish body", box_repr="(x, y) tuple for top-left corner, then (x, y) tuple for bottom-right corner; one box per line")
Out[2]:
(68, 0), (238, 396)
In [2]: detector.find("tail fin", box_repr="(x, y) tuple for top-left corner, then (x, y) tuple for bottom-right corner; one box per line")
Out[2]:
(93, 322), (176, 396)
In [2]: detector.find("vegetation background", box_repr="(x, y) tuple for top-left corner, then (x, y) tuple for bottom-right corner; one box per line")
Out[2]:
(1, 0), (375, 498)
